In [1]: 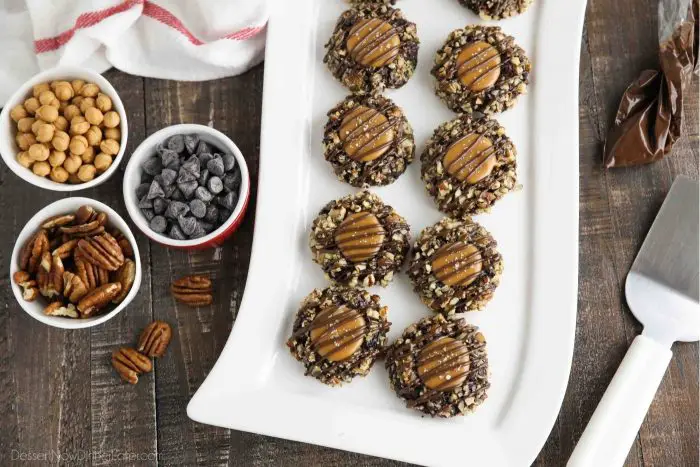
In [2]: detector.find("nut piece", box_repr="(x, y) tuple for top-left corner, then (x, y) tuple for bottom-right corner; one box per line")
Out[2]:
(76, 233), (125, 271)
(14, 270), (39, 301)
(63, 271), (89, 303)
(52, 238), (79, 259)
(137, 321), (172, 357)
(41, 213), (75, 229)
(112, 259), (136, 304)
(171, 275), (213, 306)
(77, 282), (122, 317)
(112, 347), (152, 384)
(44, 301), (79, 318)
(19, 230), (49, 274)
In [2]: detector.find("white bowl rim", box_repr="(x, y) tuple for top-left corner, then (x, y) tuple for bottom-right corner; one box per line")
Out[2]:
(123, 123), (251, 247)
(0, 65), (128, 192)
(9, 197), (142, 329)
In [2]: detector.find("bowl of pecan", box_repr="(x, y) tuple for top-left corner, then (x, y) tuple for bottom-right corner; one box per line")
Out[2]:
(123, 124), (250, 249)
(10, 198), (141, 329)
(0, 66), (127, 191)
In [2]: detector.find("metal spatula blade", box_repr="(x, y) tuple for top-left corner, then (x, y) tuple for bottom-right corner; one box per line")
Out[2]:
(626, 176), (700, 344)
(569, 176), (700, 467)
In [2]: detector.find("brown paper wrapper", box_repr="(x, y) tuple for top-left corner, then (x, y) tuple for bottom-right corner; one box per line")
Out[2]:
(603, 0), (699, 168)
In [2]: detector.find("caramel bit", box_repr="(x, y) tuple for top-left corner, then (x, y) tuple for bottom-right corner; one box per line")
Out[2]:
(346, 18), (401, 68)
(457, 41), (502, 91)
(431, 241), (483, 287)
(334, 212), (386, 263)
(339, 105), (395, 162)
(417, 336), (470, 391)
(309, 305), (367, 362)
(443, 133), (496, 184)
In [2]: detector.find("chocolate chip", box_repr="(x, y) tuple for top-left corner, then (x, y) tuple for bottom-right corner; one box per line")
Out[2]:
(196, 140), (211, 156)
(165, 159), (181, 172)
(178, 215), (197, 236)
(138, 195), (153, 209)
(153, 197), (168, 215)
(223, 171), (241, 192)
(169, 224), (187, 240)
(190, 222), (207, 238)
(156, 142), (167, 156)
(222, 153), (236, 172)
(218, 208), (232, 223)
(165, 200), (189, 219)
(160, 168), (177, 186)
(142, 208), (155, 221)
(184, 134), (199, 154)
(201, 222), (215, 233)
(163, 184), (177, 198)
(136, 183), (150, 199)
(141, 172), (154, 184)
(160, 149), (179, 168)
(142, 157), (163, 176)
(154, 174), (165, 187)
(147, 180), (165, 200)
(189, 199), (207, 218)
(198, 168), (209, 187)
(182, 155), (201, 177)
(178, 180), (198, 199)
(217, 191), (237, 210)
(171, 188), (184, 201)
(167, 134), (185, 153)
(177, 167), (197, 184)
(150, 215), (168, 233)
(204, 204), (219, 223)
(198, 152), (213, 167)
(195, 186), (214, 203)
(207, 176), (223, 194)
(207, 156), (225, 177)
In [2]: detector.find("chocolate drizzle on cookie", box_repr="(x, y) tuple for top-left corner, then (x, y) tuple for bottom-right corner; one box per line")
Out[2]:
(346, 18), (401, 68)
(335, 212), (386, 263)
(417, 337), (471, 391)
(309, 305), (367, 362)
(443, 133), (497, 184)
(431, 241), (484, 287)
(339, 105), (396, 162)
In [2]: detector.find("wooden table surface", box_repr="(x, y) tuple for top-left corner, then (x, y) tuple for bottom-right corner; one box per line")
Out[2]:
(1, 1), (698, 465)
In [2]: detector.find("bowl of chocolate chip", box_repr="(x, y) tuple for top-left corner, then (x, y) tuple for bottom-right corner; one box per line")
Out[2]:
(123, 124), (250, 249)
(10, 198), (141, 329)
(0, 66), (127, 191)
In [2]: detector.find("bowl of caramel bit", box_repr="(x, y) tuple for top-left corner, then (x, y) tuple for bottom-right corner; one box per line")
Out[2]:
(0, 66), (128, 191)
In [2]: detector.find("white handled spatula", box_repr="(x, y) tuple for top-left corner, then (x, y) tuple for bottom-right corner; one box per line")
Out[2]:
(568, 176), (699, 467)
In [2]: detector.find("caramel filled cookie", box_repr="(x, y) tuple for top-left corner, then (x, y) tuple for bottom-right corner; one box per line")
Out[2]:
(385, 314), (489, 417)
(459, 0), (534, 20)
(408, 217), (502, 314)
(324, 4), (419, 92)
(287, 286), (390, 386)
(422, 114), (517, 217)
(310, 191), (410, 287)
(323, 94), (414, 187)
(432, 25), (530, 114)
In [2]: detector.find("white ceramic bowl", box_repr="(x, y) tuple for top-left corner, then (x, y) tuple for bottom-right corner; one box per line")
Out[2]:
(0, 66), (128, 192)
(10, 197), (142, 329)
(123, 124), (251, 249)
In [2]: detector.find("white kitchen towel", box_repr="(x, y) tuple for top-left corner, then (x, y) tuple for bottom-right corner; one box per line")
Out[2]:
(0, 0), (268, 106)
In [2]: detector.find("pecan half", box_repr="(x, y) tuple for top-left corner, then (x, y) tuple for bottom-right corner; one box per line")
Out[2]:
(60, 219), (103, 236)
(74, 205), (97, 225)
(53, 238), (79, 259)
(20, 231), (49, 274)
(13, 270), (31, 286)
(171, 275), (213, 306)
(77, 233), (125, 271)
(47, 254), (65, 295)
(112, 259), (136, 304)
(77, 282), (122, 317)
(75, 256), (99, 291)
(63, 271), (88, 303)
(13, 271), (38, 301)
(41, 214), (75, 230)
(112, 347), (152, 384)
(137, 321), (172, 357)
(110, 230), (134, 258)
(44, 301), (79, 318)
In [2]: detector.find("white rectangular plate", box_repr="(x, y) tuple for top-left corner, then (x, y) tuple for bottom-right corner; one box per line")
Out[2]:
(188, 0), (585, 465)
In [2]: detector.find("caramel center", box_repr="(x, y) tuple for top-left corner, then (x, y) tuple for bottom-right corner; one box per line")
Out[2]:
(335, 212), (386, 263)
(417, 336), (470, 391)
(339, 105), (395, 162)
(443, 133), (497, 184)
(310, 305), (367, 362)
(431, 242), (483, 287)
(457, 41), (502, 91)
(346, 18), (401, 68)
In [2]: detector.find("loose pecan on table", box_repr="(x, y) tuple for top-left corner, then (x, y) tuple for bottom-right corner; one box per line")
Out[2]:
(112, 347), (152, 384)
(171, 275), (213, 306)
(137, 320), (172, 357)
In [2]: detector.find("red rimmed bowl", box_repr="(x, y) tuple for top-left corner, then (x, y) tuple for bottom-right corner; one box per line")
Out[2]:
(123, 124), (250, 249)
